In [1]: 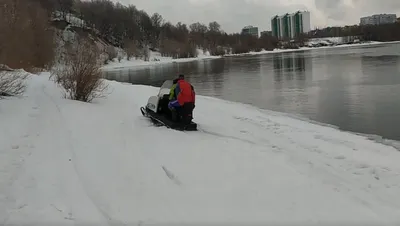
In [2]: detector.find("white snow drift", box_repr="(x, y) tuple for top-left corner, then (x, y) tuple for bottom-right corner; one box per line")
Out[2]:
(1, 72), (400, 226)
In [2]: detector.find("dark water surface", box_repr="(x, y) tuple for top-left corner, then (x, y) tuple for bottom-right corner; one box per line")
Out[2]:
(104, 43), (400, 141)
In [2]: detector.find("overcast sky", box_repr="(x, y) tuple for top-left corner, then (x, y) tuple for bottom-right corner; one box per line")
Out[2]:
(112, 0), (400, 33)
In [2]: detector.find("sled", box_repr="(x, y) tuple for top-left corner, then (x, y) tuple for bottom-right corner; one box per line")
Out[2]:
(140, 80), (197, 131)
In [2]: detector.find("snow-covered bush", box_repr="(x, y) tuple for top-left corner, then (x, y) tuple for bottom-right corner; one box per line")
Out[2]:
(0, 65), (28, 98)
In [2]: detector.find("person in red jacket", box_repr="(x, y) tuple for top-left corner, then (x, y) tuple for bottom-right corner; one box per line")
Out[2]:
(168, 74), (195, 124)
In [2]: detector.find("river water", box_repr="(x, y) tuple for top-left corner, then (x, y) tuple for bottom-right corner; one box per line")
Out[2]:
(104, 42), (400, 141)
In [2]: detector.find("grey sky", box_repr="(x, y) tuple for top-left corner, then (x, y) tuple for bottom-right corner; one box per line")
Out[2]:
(112, 0), (400, 33)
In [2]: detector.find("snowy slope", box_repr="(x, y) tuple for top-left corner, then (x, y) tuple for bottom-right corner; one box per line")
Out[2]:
(101, 49), (221, 71)
(1, 73), (400, 225)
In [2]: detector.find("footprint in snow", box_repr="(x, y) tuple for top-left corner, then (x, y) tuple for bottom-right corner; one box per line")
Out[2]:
(28, 113), (38, 118)
(357, 163), (370, 169)
(334, 155), (346, 160)
(370, 168), (380, 180)
(353, 171), (364, 175)
(312, 148), (322, 153)
(380, 166), (391, 172)
(18, 204), (27, 209)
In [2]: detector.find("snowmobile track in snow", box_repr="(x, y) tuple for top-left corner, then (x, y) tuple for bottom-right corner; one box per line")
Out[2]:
(194, 126), (261, 146)
(144, 117), (261, 146)
(42, 86), (129, 226)
(162, 166), (182, 186)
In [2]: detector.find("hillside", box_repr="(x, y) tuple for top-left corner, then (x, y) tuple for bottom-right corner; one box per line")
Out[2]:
(1, 72), (400, 225)
(50, 11), (222, 71)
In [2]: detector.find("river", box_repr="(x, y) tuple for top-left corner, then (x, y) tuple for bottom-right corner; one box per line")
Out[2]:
(103, 42), (400, 142)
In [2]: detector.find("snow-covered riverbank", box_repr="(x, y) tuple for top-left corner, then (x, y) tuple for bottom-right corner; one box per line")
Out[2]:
(224, 40), (400, 57)
(101, 41), (400, 71)
(1, 72), (400, 225)
(101, 49), (221, 71)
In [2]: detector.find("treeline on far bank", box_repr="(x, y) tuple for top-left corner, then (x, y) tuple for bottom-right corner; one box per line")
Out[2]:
(310, 23), (400, 42)
(36, 0), (400, 59)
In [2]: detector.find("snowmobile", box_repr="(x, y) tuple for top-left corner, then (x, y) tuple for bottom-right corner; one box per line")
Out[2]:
(140, 80), (198, 131)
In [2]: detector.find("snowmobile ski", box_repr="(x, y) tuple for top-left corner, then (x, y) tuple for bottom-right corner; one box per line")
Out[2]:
(140, 106), (197, 131)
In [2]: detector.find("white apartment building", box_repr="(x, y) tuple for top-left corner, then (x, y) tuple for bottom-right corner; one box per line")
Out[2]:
(271, 11), (311, 40)
(360, 14), (397, 25)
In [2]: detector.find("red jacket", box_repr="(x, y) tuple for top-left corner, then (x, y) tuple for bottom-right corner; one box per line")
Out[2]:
(176, 80), (195, 106)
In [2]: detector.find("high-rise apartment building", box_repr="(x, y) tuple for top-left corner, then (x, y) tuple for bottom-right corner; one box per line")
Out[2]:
(260, 31), (272, 36)
(360, 14), (397, 25)
(271, 11), (311, 40)
(241, 26), (259, 37)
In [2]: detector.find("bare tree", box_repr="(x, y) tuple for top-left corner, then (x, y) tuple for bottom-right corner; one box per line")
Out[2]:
(150, 13), (163, 48)
(0, 0), (55, 71)
(55, 0), (73, 20)
(51, 37), (108, 103)
(105, 46), (117, 63)
(142, 45), (150, 61)
(208, 21), (221, 33)
(123, 39), (138, 60)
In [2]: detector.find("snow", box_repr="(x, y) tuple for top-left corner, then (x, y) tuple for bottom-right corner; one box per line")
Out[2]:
(225, 40), (400, 57)
(101, 49), (221, 71)
(101, 41), (400, 71)
(1, 72), (400, 226)
(309, 37), (345, 44)
(52, 11), (86, 28)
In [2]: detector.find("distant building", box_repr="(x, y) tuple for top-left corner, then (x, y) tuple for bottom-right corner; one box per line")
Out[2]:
(241, 26), (259, 37)
(271, 11), (311, 40)
(260, 31), (272, 36)
(397, 17), (400, 23)
(360, 14), (397, 25)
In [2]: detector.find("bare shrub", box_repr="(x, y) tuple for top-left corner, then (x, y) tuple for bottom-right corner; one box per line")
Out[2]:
(106, 46), (117, 62)
(124, 39), (138, 60)
(0, 65), (28, 97)
(232, 43), (251, 54)
(160, 38), (179, 58)
(142, 46), (150, 61)
(51, 38), (108, 103)
(209, 46), (225, 56)
(178, 42), (198, 58)
(134, 45), (144, 60)
(160, 39), (198, 59)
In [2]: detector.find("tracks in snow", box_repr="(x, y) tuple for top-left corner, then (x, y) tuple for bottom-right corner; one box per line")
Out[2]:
(39, 85), (127, 226)
(162, 166), (182, 186)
